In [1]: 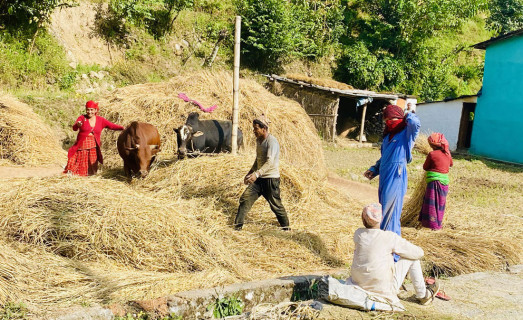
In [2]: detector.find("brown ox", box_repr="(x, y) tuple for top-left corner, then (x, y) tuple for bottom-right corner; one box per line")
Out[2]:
(117, 122), (161, 178)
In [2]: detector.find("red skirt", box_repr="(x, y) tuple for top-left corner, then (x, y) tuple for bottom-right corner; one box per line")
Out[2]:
(64, 135), (99, 176)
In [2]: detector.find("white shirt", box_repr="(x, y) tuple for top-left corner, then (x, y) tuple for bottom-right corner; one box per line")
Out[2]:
(348, 228), (424, 302)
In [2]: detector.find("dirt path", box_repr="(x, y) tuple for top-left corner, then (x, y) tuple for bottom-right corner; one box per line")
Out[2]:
(0, 165), (64, 179)
(327, 172), (379, 204)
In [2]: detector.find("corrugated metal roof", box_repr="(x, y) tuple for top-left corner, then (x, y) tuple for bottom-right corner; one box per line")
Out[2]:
(263, 74), (400, 100)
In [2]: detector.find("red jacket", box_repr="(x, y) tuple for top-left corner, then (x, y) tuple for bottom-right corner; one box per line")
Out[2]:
(67, 115), (124, 164)
(423, 149), (453, 173)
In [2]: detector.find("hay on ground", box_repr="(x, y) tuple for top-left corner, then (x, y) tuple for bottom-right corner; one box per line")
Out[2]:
(403, 228), (521, 277)
(98, 70), (325, 176)
(0, 94), (65, 166)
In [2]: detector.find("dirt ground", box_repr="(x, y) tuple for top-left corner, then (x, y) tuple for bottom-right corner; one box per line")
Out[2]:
(49, 1), (122, 67)
(0, 165), (64, 179)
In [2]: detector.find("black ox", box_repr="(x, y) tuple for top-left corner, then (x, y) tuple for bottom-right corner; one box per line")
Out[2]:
(174, 112), (243, 159)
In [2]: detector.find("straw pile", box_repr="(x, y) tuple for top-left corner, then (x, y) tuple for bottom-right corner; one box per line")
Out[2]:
(0, 168), (356, 308)
(284, 74), (354, 91)
(403, 228), (521, 276)
(0, 94), (65, 166)
(97, 70), (326, 176)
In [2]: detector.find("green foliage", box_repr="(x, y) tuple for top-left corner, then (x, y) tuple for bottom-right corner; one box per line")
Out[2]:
(335, 0), (489, 100)
(0, 0), (76, 29)
(0, 302), (28, 320)
(206, 294), (244, 318)
(94, 0), (196, 41)
(487, 0), (523, 34)
(236, 0), (345, 69)
(0, 29), (70, 90)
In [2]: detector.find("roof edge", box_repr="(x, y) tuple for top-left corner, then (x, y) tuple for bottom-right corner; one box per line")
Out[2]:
(472, 28), (523, 49)
(263, 74), (401, 100)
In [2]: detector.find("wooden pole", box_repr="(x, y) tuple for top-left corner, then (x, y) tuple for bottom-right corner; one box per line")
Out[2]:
(231, 16), (241, 155)
(359, 103), (368, 144)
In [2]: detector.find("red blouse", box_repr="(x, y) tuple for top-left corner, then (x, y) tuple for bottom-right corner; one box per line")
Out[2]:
(423, 149), (453, 173)
(67, 115), (124, 164)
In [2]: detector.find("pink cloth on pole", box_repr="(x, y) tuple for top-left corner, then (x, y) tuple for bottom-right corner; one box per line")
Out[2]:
(178, 93), (218, 113)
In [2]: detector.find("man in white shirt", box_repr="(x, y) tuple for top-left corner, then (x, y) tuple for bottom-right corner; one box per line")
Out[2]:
(234, 114), (290, 231)
(348, 203), (439, 305)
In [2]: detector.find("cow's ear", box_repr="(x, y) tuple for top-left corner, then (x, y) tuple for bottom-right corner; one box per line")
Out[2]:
(192, 131), (204, 137)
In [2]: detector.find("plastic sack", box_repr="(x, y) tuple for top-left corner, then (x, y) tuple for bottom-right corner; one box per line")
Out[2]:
(318, 276), (405, 312)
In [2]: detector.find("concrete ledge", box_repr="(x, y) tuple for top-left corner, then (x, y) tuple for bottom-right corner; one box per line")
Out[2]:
(165, 274), (327, 318)
(49, 270), (348, 319)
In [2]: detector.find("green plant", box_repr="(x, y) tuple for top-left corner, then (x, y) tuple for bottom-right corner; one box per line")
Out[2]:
(206, 294), (244, 318)
(1, 302), (28, 320)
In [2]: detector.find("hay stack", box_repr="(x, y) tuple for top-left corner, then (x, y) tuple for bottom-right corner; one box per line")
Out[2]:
(403, 228), (521, 276)
(98, 71), (325, 176)
(0, 94), (65, 166)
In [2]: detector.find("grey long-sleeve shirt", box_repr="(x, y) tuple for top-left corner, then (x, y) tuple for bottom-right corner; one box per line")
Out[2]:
(250, 134), (280, 178)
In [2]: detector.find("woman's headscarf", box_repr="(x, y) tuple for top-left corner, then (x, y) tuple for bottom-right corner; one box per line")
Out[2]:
(383, 105), (406, 140)
(85, 100), (99, 111)
(428, 132), (450, 155)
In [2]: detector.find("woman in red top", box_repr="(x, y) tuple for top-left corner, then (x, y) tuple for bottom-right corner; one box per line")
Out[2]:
(419, 133), (453, 230)
(64, 100), (124, 176)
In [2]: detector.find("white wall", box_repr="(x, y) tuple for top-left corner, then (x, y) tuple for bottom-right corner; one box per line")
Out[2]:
(416, 100), (464, 151)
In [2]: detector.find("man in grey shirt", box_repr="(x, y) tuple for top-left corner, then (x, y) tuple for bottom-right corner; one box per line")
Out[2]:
(234, 114), (290, 231)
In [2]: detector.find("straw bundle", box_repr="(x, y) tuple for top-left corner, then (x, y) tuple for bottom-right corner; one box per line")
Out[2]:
(401, 134), (432, 227)
(0, 94), (65, 166)
(403, 228), (521, 276)
(400, 172), (425, 228)
(97, 70), (326, 176)
(413, 133), (432, 155)
(284, 74), (354, 91)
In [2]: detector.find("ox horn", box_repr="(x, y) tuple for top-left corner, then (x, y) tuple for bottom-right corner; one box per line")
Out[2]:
(148, 144), (159, 149)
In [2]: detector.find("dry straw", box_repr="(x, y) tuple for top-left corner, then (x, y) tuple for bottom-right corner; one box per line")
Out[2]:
(0, 94), (65, 166)
(97, 70), (326, 176)
(248, 301), (320, 319)
(403, 228), (521, 276)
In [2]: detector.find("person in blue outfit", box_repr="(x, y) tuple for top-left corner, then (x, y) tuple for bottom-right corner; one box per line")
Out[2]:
(363, 104), (420, 261)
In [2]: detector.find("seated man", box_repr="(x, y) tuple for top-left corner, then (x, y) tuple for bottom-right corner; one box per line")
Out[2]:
(347, 203), (440, 307)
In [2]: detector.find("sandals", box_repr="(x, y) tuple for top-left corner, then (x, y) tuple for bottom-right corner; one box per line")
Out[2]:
(436, 290), (451, 301)
(425, 277), (451, 301)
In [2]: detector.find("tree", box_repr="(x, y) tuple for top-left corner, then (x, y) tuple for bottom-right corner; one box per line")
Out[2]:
(487, 0), (523, 34)
(335, 0), (489, 100)
(0, 0), (77, 51)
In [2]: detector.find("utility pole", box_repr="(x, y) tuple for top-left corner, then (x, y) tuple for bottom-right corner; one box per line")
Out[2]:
(231, 16), (241, 155)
